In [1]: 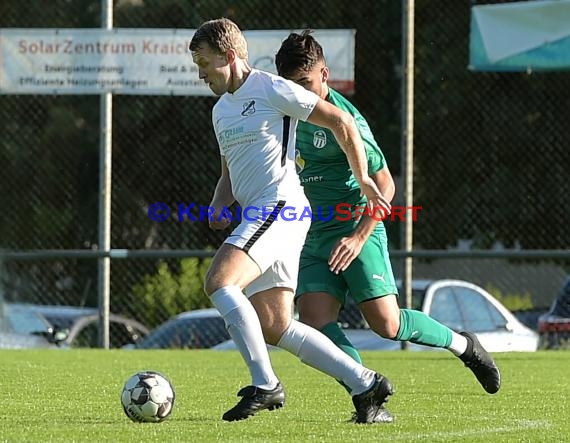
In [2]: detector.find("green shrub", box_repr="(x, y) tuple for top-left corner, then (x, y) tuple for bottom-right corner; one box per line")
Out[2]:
(132, 257), (213, 327)
(485, 283), (534, 311)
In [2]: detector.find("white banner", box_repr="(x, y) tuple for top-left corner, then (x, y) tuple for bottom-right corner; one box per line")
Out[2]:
(0, 28), (355, 95)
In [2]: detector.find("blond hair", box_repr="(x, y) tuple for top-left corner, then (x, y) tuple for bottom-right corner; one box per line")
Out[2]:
(189, 18), (248, 59)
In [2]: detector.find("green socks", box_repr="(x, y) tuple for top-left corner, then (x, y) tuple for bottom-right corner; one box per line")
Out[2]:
(395, 309), (452, 348)
(317, 308), (452, 396)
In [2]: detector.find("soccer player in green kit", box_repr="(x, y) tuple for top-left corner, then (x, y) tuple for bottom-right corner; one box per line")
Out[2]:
(275, 31), (501, 420)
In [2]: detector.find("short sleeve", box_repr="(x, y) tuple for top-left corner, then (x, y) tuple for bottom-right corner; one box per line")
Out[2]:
(265, 76), (319, 121)
(354, 113), (386, 174)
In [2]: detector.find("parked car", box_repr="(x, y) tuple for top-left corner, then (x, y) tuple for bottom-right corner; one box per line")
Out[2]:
(132, 308), (230, 349)
(3, 302), (55, 336)
(213, 279), (539, 352)
(538, 277), (570, 349)
(0, 302), (57, 349)
(0, 331), (55, 349)
(4, 303), (149, 348)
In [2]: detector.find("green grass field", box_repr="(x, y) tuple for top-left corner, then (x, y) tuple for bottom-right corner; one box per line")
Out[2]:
(1, 350), (568, 442)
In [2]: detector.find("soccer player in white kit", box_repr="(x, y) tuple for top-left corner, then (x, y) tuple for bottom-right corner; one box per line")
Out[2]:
(189, 18), (394, 423)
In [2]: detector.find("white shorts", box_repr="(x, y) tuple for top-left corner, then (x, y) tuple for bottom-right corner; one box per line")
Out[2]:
(225, 199), (311, 297)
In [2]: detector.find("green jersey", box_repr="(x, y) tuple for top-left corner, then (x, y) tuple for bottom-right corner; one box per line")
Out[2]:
(295, 88), (387, 233)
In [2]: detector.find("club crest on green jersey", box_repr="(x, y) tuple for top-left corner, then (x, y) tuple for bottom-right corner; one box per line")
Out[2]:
(313, 130), (327, 149)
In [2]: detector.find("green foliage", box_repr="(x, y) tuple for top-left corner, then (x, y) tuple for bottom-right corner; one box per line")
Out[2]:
(132, 258), (212, 327)
(485, 283), (535, 311)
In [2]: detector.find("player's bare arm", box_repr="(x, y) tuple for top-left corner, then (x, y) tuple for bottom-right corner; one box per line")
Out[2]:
(328, 167), (395, 273)
(208, 156), (235, 230)
(374, 166), (395, 203)
(307, 99), (385, 212)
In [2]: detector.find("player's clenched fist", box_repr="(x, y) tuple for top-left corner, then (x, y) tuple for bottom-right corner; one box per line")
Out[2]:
(209, 205), (231, 230)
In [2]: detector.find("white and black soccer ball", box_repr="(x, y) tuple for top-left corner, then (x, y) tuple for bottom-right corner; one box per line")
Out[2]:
(121, 371), (175, 423)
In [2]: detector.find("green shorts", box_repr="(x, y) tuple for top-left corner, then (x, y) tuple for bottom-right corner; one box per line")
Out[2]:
(296, 227), (398, 305)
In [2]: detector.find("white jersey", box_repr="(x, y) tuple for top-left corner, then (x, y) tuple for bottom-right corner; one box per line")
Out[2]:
(212, 69), (319, 208)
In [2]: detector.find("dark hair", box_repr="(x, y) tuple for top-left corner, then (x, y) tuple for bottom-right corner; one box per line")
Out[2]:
(275, 30), (325, 78)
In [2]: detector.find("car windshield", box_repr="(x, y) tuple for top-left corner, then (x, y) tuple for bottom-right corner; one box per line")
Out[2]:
(429, 285), (508, 332)
(4, 304), (52, 335)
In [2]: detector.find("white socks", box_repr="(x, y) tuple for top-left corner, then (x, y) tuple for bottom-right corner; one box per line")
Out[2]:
(448, 331), (469, 356)
(276, 319), (376, 395)
(211, 285), (278, 390)
(212, 287), (377, 395)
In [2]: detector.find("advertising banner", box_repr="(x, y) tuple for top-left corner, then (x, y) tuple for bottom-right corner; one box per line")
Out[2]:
(470, 0), (570, 71)
(0, 28), (355, 95)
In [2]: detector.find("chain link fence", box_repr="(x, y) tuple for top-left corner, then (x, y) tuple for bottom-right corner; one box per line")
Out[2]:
(1, 0), (568, 348)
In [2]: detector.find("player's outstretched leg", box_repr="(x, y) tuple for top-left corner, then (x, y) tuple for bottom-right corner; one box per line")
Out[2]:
(222, 383), (286, 421)
(458, 332), (501, 394)
(351, 373), (395, 424)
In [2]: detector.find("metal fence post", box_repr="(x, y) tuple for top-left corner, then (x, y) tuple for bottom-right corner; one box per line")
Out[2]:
(400, 0), (415, 350)
(98, 0), (113, 349)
